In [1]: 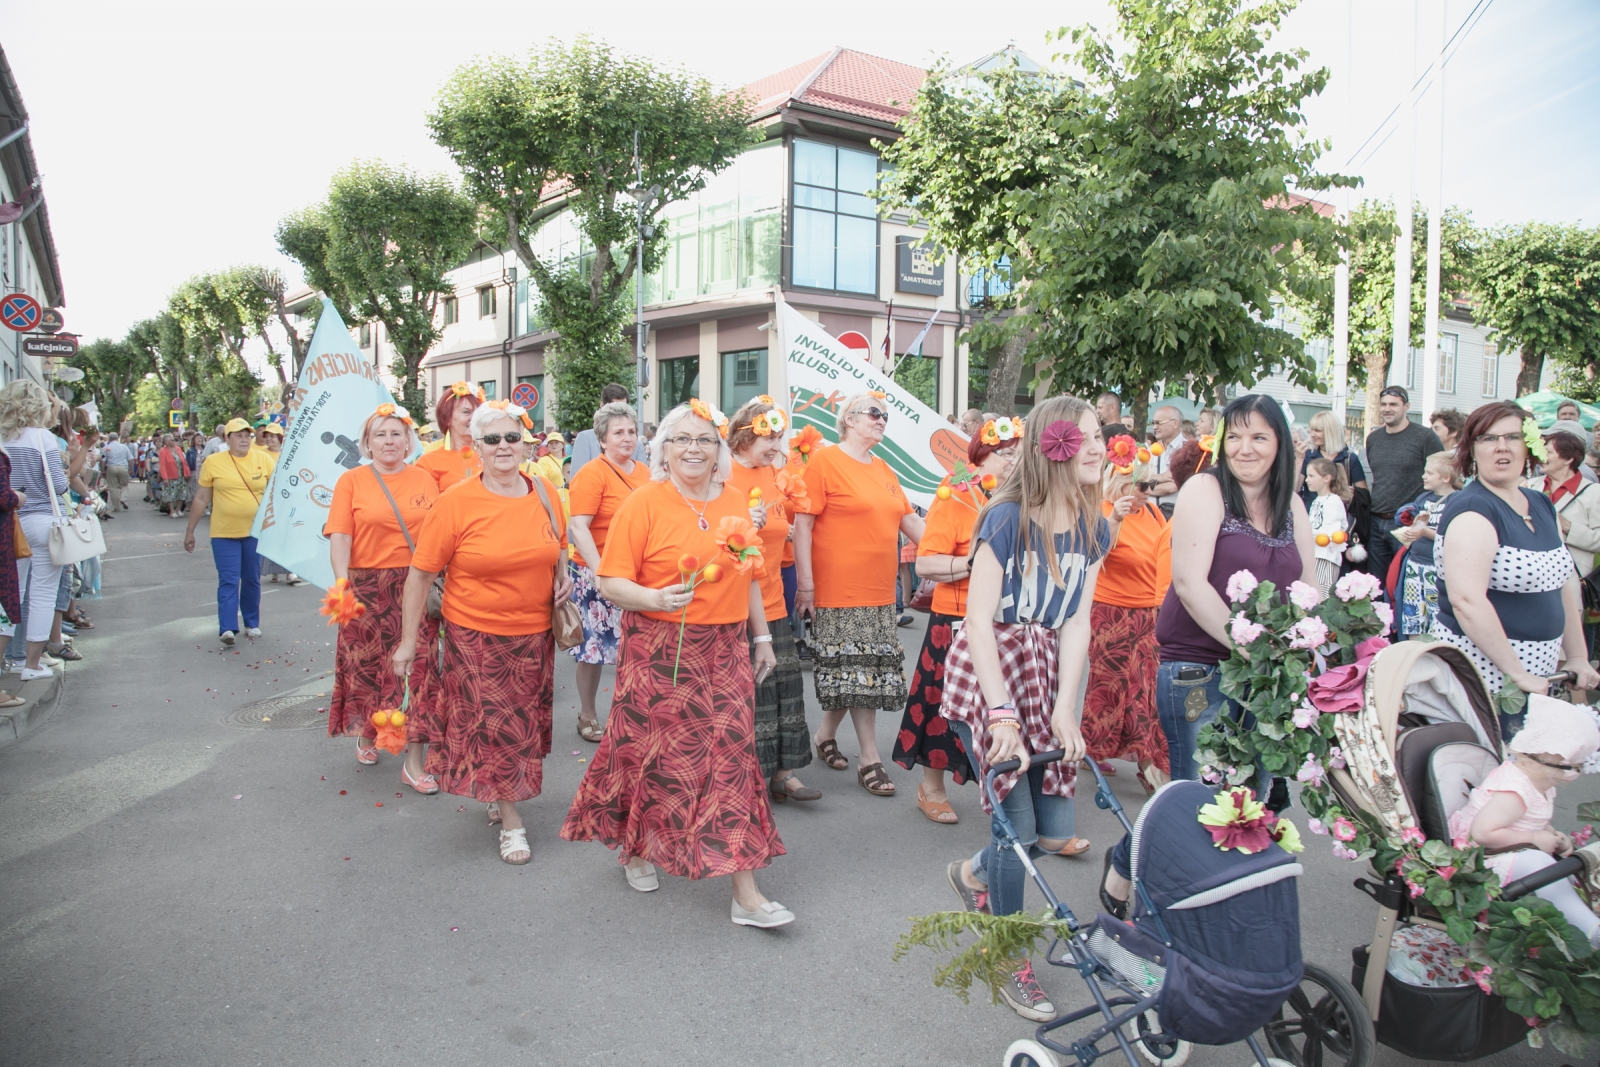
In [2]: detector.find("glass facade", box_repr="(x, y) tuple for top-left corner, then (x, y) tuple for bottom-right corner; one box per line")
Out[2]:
(645, 142), (783, 304)
(659, 356), (699, 420)
(516, 374), (545, 428)
(720, 348), (768, 413)
(791, 140), (879, 294)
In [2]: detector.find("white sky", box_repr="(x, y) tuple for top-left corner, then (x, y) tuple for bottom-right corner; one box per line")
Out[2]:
(6, 0), (1597, 342)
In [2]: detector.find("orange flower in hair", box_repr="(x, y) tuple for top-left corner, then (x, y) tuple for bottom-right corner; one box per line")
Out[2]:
(870, 390), (887, 400)
(688, 397), (713, 422)
(449, 381), (473, 398)
(319, 578), (366, 627)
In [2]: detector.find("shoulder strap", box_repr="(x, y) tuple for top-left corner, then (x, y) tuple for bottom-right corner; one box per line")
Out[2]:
(228, 454), (263, 505)
(369, 465), (416, 553)
(529, 474), (570, 567)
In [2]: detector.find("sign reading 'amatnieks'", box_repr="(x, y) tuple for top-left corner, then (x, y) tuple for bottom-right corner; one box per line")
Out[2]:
(895, 236), (945, 296)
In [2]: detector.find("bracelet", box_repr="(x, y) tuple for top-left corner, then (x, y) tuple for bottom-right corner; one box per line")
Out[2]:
(988, 719), (1022, 732)
(752, 634), (772, 644)
(988, 702), (1016, 714)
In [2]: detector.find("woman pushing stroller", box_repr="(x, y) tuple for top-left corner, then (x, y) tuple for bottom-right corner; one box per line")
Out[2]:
(940, 397), (1111, 1021)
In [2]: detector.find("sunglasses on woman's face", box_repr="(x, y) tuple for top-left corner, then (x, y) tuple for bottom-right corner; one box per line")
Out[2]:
(476, 433), (520, 446)
(856, 408), (890, 423)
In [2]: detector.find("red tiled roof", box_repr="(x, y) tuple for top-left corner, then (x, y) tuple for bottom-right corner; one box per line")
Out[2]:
(743, 48), (926, 124)
(1276, 192), (1337, 218)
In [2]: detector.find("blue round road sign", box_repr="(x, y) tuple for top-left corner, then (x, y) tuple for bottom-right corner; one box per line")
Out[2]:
(0, 294), (41, 332)
(512, 382), (539, 409)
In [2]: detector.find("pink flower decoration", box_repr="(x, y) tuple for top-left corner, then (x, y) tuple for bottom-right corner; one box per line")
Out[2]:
(1471, 966), (1494, 995)
(1039, 420), (1083, 462)
(1292, 702), (1320, 729)
(1295, 754), (1325, 788)
(1288, 581), (1321, 611)
(1307, 818), (1327, 836)
(1405, 879), (1425, 898)
(1402, 826), (1426, 846)
(1287, 616), (1330, 651)
(1225, 570), (1259, 603)
(1306, 635), (1390, 713)
(1437, 865), (1457, 881)
(1230, 613), (1265, 646)
(1335, 571), (1383, 602)
(1373, 602), (1394, 632)
(1328, 745), (1347, 769)
(1332, 816), (1357, 842)
(1451, 834), (1469, 850)
(1332, 842), (1358, 861)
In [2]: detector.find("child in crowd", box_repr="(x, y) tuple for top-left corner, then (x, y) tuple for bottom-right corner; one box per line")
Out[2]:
(1305, 456), (1350, 597)
(1395, 452), (1460, 636)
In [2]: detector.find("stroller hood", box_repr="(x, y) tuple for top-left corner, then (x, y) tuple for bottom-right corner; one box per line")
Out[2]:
(1132, 780), (1302, 911)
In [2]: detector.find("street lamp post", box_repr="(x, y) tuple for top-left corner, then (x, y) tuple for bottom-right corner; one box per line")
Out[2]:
(629, 131), (659, 406)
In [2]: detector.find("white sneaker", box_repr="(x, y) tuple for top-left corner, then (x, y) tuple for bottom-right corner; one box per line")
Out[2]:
(18, 666), (53, 682)
(731, 899), (795, 928)
(220, 631), (236, 646)
(245, 627), (262, 638)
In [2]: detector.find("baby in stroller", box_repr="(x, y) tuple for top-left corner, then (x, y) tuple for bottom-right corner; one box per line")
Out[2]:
(1449, 694), (1600, 946)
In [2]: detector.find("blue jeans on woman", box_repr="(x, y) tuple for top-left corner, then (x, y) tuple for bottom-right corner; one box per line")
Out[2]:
(951, 721), (1076, 916)
(212, 535), (261, 635)
(1156, 660), (1230, 781)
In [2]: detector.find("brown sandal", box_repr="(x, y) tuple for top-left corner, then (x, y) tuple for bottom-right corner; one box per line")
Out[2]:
(857, 762), (896, 796)
(815, 737), (848, 770)
(1045, 837), (1092, 858)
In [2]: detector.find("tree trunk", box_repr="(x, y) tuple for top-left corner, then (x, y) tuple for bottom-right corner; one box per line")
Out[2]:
(1362, 348), (1389, 436)
(1516, 342), (1544, 398)
(984, 330), (1028, 416)
(1131, 389), (1151, 437)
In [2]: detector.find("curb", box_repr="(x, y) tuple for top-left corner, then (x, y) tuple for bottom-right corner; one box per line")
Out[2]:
(0, 667), (64, 749)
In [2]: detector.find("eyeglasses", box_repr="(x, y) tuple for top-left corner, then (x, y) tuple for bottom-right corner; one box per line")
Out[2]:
(1473, 432), (1523, 448)
(476, 433), (520, 446)
(854, 408), (890, 423)
(1528, 754), (1582, 772)
(665, 435), (719, 449)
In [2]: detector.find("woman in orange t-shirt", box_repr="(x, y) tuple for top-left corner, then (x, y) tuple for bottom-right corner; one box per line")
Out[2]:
(724, 396), (818, 803)
(564, 400), (650, 742)
(893, 419), (1022, 823)
(793, 392), (924, 797)
(562, 400), (791, 929)
(324, 404), (442, 791)
(414, 381), (483, 491)
(1082, 432), (1173, 792)
(392, 401), (571, 867)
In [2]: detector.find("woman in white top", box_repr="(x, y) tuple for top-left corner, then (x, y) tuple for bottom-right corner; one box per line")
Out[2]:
(1304, 456), (1350, 597)
(0, 381), (73, 681)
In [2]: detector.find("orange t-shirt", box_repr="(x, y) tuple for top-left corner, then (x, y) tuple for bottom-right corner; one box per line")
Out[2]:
(598, 480), (758, 626)
(1093, 499), (1172, 608)
(323, 464), (440, 570)
(723, 461), (791, 622)
(566, 454), (651, 569)
(411, 474), (567, 636)
(416, 444), (482, 493)
(796, 446), (912, 609)
(917, 481), (989, 617)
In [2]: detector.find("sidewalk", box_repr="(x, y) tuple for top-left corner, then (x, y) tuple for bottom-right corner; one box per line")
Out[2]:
(0, 664), (63, 749)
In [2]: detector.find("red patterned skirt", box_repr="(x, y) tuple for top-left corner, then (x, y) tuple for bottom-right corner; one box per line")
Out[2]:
(423, 623), (554, 802)
(1082, 603), (1168, 771)
(560, 612), (785, 879)
(328, 566), (441, 744)
(892, 612), (974, 783)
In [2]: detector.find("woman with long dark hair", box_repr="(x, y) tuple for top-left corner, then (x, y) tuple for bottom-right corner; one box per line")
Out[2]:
(1153, 394), (1317, 782)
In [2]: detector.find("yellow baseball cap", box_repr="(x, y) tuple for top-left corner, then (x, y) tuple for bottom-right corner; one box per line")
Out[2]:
(522, 429), (537, 443)
(544, 432), (565, 444)
(224, 417), (252, 435)
(263, 423), (285, 435)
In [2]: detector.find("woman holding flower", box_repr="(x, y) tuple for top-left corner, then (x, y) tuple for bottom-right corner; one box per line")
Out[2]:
(891, 418), (1021, 823)
(561, 400), (791, 928)
(565, 401), (651, 742)
(940, 396), (1109, 1022)
(793, 392), (926, 797)
(416, 381), (484, 491)
(1433, 402), (1599, 728)
(392, 401), (570, 866)
(724, 396), (820, 802)
(325, 404), (441, 788)
(1154, 395), (1317, 783)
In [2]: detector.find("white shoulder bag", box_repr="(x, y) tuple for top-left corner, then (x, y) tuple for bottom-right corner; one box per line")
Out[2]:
(43, 438), (105, 566)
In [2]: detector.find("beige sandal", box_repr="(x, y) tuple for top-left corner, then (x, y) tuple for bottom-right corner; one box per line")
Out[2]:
(499, 827), (530, 865)
(577, 716), (605, 743)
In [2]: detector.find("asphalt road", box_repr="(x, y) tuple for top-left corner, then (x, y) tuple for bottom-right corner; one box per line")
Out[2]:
(0, 499), (1587, 1067)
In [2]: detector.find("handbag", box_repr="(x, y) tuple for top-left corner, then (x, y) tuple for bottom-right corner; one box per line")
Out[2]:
(13, 513), (29, 559)
(909, 578), (937, 613)
(530, 474), (583, 650)
(369, 466), (447, 620)
(43, 444), (105, 566)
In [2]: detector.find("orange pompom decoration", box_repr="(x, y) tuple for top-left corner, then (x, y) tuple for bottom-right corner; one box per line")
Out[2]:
(1150, 441), (1165, 457)
(936, 485), (952, 500)
(1315, 533), (1331, 547)
(371, 710), (391, 727)
(1331, 530), (1348, 544)
(371, 709), (406, 755)
(980, 474), (998, 490)
(319, 579), (366, 627)
(748, 487), (762, 501)
(678, 553), (701, 575)
(701, 563), (723, 583)
(1137, 448), (1151, 463)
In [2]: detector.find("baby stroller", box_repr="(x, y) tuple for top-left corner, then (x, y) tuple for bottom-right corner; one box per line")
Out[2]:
(1330, 641), (1590, 1060)
(987, 752), (1374, 1067)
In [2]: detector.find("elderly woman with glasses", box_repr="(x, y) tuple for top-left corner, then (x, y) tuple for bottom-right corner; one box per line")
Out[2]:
(325, 403), (441, 790)
(565, 401), (651, 741)
(562, 399), (791, 928)
(393, 400), (571, 866)
(793, 391), (925, 797)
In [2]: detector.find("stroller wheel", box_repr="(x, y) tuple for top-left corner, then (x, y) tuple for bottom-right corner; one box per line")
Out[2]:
(1262, 962), (1375, 1067)
(1134, 1010), (1192, 1067)
(1003, 1038), (1058, 1067)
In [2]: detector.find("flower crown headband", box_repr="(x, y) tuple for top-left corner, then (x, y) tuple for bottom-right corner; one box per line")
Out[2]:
(448, 381), (487, 402)
(687, 397), (732, 438)
(371, 402), (414, 427)
(732, 396), (789, 437)
(979, 416), (1023, 446)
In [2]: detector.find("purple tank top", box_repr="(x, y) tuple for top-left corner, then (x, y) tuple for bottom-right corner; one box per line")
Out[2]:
(1155, 513), (1302, 665)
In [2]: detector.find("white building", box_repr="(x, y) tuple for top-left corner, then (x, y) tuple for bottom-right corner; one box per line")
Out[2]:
(0, 46), (66, 387)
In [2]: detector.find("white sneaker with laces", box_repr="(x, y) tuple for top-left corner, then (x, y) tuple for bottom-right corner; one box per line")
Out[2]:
(245, 627), (262, 638)
(220, 631), (236, 646)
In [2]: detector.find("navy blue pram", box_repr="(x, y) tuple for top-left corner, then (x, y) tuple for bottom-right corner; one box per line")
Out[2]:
(989, 753), (1374, 1067)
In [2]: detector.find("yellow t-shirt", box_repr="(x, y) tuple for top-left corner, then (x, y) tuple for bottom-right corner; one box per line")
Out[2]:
(200, 449), (276, 538)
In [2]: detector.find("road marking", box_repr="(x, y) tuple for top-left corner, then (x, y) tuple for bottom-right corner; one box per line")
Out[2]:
(101, 551), (184, 562)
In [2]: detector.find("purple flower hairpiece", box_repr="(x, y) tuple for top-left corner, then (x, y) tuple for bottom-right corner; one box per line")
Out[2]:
(1039, 420), (1083, 462)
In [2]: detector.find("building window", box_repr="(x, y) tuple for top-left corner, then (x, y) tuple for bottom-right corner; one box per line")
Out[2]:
(1438, 333), (1458, 394)
(791, 139), (879, 295)
(659, 356), (699, 420)
(896, 356), (939, 411)
(1482, 342), (1499, 397)
(516, 374), (544, 428)
(720, 349), (768, 413)
(478, 380), (497, 400)
(968, 258), (1011, 307)
(645, 142), (782, 304)
(358, 323), (371, 348)
(442, 297), (459, 326)
(478, 286), (497, 319)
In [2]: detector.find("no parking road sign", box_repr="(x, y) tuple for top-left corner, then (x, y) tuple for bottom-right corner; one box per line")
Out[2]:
(1, 294), (41, 332)
(511, 382), (539, 410)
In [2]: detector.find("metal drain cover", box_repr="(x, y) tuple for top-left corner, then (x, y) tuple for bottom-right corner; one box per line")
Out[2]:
(220, 695), (329, 730)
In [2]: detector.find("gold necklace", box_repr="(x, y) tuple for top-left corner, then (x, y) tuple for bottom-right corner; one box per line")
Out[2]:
(673, 479), (712, 531)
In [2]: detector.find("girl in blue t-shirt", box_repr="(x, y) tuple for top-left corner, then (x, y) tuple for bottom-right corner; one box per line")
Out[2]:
(939, 395), (1111, 1023)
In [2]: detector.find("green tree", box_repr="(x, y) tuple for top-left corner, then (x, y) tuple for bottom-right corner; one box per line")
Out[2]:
(70, 336), (153, 430)
(428, 36), (756, 427)
(1473, 222), (1600, 398)
(169, 267), (285, 384)
(130, 376), (170, 436)
(277, 162), (478, 416)
(189, 354), (263, 431)
(879, 0), (1353, 424)
(1290, 199), (1477, 434)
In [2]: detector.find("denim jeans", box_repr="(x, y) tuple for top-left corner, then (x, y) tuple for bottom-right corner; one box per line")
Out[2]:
(1367, 515), (1398, 594)
(1156, 660), (1230, 781)
(212, 536), (261, 634)
(951, 721), (1076, 916)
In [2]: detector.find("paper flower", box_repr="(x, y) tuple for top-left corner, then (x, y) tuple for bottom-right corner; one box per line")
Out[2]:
(1286, 616), (1330, 651)
(1106, 436), (1138, 469)
(715, 515), (763, 576)
(774, 468), (811, 513)
(370, 709), (406, 755)
(376, 403), (395, 417)
(1225, 570), (1259, 603)
(1039, 420), (1083, 462)
(790, 424), (825, 461)
(688, 397), (714, 423)
(1522, 417), (1548, 462)
(1288, 581), (1321, 611)
(1331, 816), (1357, 842)
(450, 381), (474, 398)
(319, 579), (366, 627)
(992, 416), (1020, 442)
(980, 422), (1000, 445)
(1197, 788), (1276, 853)
(1334, 571), (1383, 602)
(751, 413), (772, 436)
(1230, 612), (1265, 646)
(1306, 635), (1389, 712)
(765, 409), (787, 434)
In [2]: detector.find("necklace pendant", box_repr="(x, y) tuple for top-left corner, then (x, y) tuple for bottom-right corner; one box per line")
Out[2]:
(698, 517), (709, 531)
